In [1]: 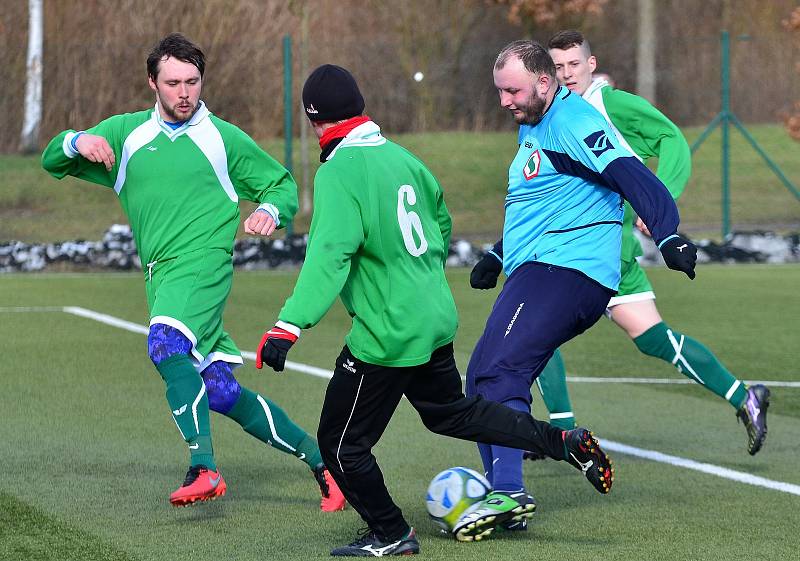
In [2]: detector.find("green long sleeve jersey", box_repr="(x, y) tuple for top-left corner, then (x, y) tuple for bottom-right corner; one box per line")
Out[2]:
(278, 121), (457, 367)
(41, 102), (298, 265)
(583, 78), (691, 261)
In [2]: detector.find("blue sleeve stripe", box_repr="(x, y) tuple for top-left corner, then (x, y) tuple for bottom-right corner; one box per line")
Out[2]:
(545, 220), (622, 235)
(492, 238), (504, 259)
(70, 131), (85, 152)
(657, 234), (680, 249)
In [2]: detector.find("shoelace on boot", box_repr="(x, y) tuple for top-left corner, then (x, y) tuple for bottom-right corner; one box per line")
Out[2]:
(181, 465), (206, 487)
(348, 527), (377, 547)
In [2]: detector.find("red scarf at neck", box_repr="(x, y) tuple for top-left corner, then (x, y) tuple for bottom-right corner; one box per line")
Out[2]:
(319, 115), (371, 150)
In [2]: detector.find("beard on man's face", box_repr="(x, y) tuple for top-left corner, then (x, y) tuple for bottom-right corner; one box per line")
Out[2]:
(517, 92), (547, 126)
(156, 89), (199, 123)
(163, 102), (198, 123)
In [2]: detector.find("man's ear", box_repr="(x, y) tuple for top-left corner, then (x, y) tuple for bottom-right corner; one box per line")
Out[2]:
(538, 73), (552, 94)
(588, 55), (597, 74)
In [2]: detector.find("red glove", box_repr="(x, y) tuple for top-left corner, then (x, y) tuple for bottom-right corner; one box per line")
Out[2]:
(256, 326), (298, 371)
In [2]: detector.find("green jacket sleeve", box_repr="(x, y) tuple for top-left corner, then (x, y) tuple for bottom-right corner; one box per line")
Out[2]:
(278, 164), (364, 329)
(602, 88), (691, 200)
(41, 116), (123, 188)
(218, 120), (299, 227)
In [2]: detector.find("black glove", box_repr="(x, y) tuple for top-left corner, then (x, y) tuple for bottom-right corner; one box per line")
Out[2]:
(659, 235), (697, 280)
(256, 326), (298, 372)
(470, 253), (503, 289)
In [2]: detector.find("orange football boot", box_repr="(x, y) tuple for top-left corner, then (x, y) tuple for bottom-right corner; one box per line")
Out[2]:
(313, 464), (346, 512)
(170, 465), (227, 507)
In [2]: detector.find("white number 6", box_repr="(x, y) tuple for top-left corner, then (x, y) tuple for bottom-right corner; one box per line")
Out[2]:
(397, 184), (428, 257)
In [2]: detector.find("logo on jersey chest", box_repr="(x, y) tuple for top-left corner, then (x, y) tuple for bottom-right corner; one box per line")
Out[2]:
(523, 150), (541, 180)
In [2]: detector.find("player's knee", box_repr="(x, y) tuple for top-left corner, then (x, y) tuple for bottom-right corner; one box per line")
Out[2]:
(317, 427), (338, 456)
(147, 323), (193, 366)
(415, 401), (461, 435)
(333, 448), (373, 475)
(201, 361), (241, 414)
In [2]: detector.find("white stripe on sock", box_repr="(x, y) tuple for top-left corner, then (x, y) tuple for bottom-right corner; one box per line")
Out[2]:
(191, 383), (206, 434)
(256, 395), (297, 452)
(172, 415), (187, 440)
(725, 379), (742, 401)
(550, 412), (574, 419)
(667, 329), (704, 384)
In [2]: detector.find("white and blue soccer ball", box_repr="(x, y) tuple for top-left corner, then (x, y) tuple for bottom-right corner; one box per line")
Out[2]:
(425, 467), (492, 533)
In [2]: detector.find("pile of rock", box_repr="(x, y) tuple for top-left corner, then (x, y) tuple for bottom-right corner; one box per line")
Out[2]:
(1, 225), (798, 273)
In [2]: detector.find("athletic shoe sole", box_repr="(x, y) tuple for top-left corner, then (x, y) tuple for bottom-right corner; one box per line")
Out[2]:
(454, 502), (536, 542)
(170, 481), (227, 507)
(566, 428), (614, 494)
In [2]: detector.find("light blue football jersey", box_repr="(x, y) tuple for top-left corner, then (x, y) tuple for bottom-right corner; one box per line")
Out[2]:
(502, 86), (678, 290)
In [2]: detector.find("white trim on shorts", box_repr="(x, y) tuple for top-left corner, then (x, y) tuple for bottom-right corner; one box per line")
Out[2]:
(199, 351), (243, 372)
(607, 290), (656, 309)
(150, 315), (203, 365)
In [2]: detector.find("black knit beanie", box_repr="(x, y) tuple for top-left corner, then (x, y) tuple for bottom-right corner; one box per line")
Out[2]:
(302, 64), (365, 122)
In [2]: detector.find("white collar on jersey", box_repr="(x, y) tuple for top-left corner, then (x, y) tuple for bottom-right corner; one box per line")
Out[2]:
(582, 77), (609, 101)
(325, 120), (386, 161)
(152, 100), (210, 140)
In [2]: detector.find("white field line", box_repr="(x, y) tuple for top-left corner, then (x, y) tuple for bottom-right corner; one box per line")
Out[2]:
(0, 306), (65, 312)
(567, 376), (800, 388)
(3, 305), (800, 496)
(4, 306), (800, 388)
(602, 440), (800, 496)
(4, 305), (800, 390)
(63, 306), (149, 335)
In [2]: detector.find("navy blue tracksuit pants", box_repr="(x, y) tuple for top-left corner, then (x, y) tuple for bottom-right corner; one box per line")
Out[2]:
(466, 261), (614, 490)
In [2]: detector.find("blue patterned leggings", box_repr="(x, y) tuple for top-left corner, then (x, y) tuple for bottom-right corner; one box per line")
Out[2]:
(147, 323), (242, 414)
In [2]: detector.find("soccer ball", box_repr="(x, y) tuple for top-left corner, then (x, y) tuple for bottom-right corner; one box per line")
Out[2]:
(425, 467), (492, 533)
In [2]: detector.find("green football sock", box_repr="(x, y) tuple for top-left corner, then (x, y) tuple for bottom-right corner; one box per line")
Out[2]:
(535, 349), (577, 430)
(634, 322), (748, 409)
(155, 354), (215, 470)
(226, 387), (322, 469)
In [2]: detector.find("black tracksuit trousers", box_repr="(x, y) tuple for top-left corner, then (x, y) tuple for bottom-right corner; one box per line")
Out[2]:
(317, 343), (568, 541)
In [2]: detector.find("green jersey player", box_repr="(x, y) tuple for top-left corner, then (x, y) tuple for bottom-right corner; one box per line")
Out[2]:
(257, 65), (615, 556)
(489, 30), (768, 456)
(41, 33), (345, 511)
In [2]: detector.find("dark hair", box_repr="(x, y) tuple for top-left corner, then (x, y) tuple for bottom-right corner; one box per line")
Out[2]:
(547, 30), (592, 55)
(494, 40), (556, 78)
(146, 33), (205, 80)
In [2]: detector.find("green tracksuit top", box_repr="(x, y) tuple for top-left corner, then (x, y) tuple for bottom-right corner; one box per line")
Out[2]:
(41, 102), (298, 265)
(278, 121), (457, 367)
(583, 78), (691, 261)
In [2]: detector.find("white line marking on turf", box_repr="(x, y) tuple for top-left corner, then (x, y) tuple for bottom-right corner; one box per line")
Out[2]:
(3, 306), (800, 389)
(0, 306), (64, 312)
(567, 376), (800, 388)
(62, 306), (149, 335)
(6, 306), (800, 495)
(602, 440), (800, 496)
(240, 351), (333, 379)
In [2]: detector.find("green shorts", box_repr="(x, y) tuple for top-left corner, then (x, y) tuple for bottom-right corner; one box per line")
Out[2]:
(607, 258), (655, 308)
(145, 248), (241, 371)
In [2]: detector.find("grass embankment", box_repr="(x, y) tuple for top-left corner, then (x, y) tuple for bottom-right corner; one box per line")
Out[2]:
(2, 124), (799, 243)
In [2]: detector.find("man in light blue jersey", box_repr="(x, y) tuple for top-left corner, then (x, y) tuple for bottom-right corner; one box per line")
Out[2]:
(455, 40), (697, 541)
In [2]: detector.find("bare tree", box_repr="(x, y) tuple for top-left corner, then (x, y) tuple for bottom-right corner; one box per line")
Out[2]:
(784, 6), (800, 140)
(636, 0), (656, 102)
(19, 0), (43, 154)
(494, 0), (608, 26)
